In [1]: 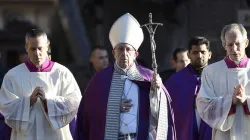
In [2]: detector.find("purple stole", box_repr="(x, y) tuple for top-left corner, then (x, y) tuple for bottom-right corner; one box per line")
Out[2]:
(25, 60), (76, 137)
(164, 64), (212, 140)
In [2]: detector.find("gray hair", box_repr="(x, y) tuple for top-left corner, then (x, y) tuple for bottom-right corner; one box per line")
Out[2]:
(220, 23), (247, 43)
(25, 29), (48, 43)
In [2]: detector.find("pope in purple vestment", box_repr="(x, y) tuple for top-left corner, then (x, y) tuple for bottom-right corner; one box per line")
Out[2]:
(75, 13), (176, 140)
(165, 36), (212, 140)
(74, 64), (176, 140)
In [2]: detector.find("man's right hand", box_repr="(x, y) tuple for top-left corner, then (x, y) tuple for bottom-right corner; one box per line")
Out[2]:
(120, 99), (133, 113)
(232, 86), (239, 105)
(30, 87), (41, 106)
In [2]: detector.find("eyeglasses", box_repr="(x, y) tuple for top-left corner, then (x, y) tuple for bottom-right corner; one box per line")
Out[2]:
(225, 39), (247, 48)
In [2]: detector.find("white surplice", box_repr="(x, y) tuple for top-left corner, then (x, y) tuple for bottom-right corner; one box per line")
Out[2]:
(196, 59), (250, 140)
(0, 63), (82, 140)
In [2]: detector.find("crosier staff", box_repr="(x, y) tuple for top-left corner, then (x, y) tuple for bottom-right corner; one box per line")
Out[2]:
(141, 13), (165, 140)
(141, 13), (163, 92)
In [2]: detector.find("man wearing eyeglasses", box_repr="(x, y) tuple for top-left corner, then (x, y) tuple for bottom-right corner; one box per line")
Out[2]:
(196, 23), (250, 140)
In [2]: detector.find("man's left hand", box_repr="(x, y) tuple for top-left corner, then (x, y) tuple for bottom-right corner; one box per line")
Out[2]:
(38, 87), (48, 113)
(152, 73), (162, 89)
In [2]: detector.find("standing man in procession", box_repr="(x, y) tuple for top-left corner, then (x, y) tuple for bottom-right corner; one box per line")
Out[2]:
(197, 23), (250, 140)
(160, 47), (190, 81)
(74, 13), (176, 140)
(0, 29), (82, 140)
(74, 46), (109, 94)
(165, 36), (212, 140)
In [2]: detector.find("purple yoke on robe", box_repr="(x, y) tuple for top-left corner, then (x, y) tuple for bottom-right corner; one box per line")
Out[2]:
(224, 56), (249, 68)
(25, 59), (76, 137)
(164, 64), (212, 140)
(74, 64), (176, 140)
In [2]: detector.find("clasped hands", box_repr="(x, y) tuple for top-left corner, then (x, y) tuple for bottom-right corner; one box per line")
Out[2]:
(232, 84), (247, 105)
(30, 86), (46, 106)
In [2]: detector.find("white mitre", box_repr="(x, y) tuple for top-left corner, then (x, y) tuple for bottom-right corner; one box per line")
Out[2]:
(109, 13), (144, 50)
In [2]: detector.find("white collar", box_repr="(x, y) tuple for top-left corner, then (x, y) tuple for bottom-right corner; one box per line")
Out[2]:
(115, 61), (130, 72)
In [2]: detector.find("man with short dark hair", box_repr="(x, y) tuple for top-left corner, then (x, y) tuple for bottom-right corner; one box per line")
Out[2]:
(74, 46), (109, 93)
(90, 46), (109, 72)
(0, 29), (82, 140)
(165, 36), (212, 140)
(173, 48), (190, 72)
(160, 47), (190, 82)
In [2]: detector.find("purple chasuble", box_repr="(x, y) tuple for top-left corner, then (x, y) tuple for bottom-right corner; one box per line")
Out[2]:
(224, 56), (249, 68)
(0, 112), (11, 140)
(74, 64), (176, 140)
(164, 64), (212, 140)
(25, 59), (76, 137)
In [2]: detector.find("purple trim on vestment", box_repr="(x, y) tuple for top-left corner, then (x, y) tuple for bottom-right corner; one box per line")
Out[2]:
(187, 65), (201, 94)
(224, 56), (249, 68)
(25, 59), (54, 72)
